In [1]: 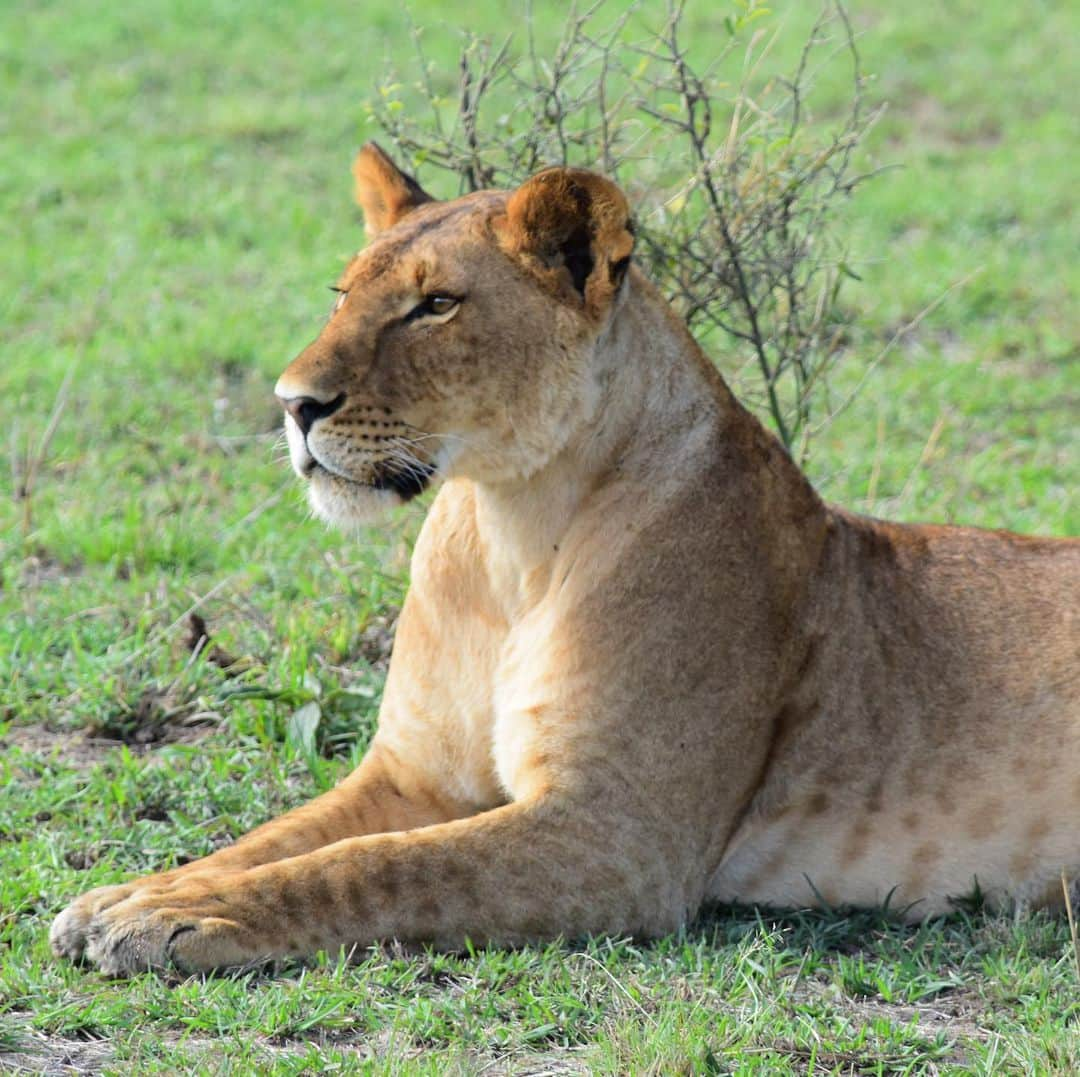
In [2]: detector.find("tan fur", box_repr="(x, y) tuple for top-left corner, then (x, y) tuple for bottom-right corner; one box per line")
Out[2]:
(52, 144), (1080, 975)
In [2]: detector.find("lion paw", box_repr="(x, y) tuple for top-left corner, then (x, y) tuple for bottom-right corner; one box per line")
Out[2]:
(50, 882), (143, 963)
(55, 882), (263, 976)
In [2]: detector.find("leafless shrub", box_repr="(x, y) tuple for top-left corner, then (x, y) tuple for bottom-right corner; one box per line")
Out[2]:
(368, 0), (883, 460)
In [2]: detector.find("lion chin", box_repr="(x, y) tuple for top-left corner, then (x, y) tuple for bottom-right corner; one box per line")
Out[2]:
(306, 461), (436, 529)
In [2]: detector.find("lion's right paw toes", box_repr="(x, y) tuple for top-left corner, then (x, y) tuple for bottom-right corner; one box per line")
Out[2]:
(50, 883), (140, 963)
(50, 903), (90, 962)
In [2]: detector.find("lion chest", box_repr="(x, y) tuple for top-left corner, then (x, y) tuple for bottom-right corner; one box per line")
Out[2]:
(405, 479), (611, 806)
(490, 603), (581, 802)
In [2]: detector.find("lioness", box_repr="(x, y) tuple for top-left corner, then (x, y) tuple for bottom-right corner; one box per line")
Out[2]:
(52, 144), (1079, 976)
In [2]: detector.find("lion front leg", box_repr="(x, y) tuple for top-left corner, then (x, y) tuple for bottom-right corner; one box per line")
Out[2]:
(71, 796), (682, 976)
(50, 743), (472, 966)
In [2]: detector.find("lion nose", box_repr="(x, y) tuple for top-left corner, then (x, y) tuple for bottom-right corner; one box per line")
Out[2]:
(276, 393), (346, 436)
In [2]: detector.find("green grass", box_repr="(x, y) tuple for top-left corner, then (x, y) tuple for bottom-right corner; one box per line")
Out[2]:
(2, 0), (1078, 1072)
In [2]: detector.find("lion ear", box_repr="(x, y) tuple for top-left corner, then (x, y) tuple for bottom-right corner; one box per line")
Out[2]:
(499, 167), (635, 313)
(351, 142), (435, 237)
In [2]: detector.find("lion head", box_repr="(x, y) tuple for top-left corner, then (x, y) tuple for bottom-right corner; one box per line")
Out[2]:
(275, 143), (635, 527)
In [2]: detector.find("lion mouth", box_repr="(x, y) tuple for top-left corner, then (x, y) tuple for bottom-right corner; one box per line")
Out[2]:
(370, 459), (436, 501)
(309, 458), (435, 502)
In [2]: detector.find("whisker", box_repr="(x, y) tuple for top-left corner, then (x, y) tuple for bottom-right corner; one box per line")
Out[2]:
(397, 427), (505, 469)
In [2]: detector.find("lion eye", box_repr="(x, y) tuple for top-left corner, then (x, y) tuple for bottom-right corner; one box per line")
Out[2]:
(428, 296), (457, 315)
(406, 295), (460, 322)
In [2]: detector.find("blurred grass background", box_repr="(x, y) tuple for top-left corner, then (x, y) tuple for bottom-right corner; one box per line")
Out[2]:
(1, 1), (1077, 1072)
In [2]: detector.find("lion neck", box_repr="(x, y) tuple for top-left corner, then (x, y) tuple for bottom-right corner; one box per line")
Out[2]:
(466, 267), (822, 609)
